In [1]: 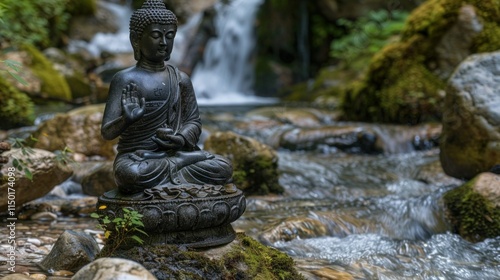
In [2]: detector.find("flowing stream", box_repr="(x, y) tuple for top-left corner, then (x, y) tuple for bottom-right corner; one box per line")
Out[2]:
(233, 148), (500, 279)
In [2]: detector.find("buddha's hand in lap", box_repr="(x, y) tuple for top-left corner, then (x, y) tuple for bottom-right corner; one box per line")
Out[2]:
(122, 82), (145, 123)
(152, 133), (185, 151)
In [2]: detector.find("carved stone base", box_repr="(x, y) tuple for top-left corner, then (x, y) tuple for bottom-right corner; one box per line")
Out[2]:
(146, 224), (236, 248)
(96, 184), (246, 248)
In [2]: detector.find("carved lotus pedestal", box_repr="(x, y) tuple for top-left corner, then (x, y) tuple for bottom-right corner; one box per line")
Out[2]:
(96, 184), (246, 248)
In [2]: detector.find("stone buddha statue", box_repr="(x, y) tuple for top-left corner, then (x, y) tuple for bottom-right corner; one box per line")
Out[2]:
(98, 0), (244, 248)
(101, 0), (232, 195)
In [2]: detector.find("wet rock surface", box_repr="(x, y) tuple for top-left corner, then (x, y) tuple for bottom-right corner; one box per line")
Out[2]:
(39, 230), (100, 273)
(440, 51), (500, 179)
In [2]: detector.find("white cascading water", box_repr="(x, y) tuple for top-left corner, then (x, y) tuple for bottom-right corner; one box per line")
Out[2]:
(68, 0), (274, 104)
(190, 0), (275, 105)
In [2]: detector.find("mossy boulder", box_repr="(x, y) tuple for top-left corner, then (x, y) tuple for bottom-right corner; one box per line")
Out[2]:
(0, 75), (35, 129)
(443, 172), (500, 242)
(204, 131), (283, 195)
(341, 0), (500, 124)
(106, 233), (305, 280)
(22, 44), (72, 101)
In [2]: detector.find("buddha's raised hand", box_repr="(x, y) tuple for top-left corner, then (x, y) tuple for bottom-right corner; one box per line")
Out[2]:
(121, 82), (146, 123)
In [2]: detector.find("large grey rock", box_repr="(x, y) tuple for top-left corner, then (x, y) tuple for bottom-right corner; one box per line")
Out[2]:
(440, 51), (500, 179)
(33, 104), (117, 159)
(72, 258), (156, 280)
(0, 148), (73, 212)
(39, 230), (100, 272)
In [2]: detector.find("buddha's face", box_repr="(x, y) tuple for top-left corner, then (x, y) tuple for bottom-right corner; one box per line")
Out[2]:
(138, 23), (176, 62)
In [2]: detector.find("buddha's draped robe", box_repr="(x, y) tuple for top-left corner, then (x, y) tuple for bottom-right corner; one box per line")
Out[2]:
(113, 65), (232, 193)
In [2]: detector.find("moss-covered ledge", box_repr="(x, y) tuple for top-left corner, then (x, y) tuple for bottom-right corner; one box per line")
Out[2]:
(105, 232), (305, 280)
(21, 44), (72, 101)
(0, 75), (35, 129)
(341, 0), (500, 124)
(443, 172), (500, 242)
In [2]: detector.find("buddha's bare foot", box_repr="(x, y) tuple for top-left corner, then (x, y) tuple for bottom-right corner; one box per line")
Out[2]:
(170, 151), (212, 169)
(129, 150), (167, 161)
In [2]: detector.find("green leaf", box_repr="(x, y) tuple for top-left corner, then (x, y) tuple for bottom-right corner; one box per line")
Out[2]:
(134, 228), (148, 236)
(90, 213), (100, 218)
(7, 71), (28, 86)
(24, 169), (33, 181)
(132, 220), (144, 227)
(130, 235), (144, 244)
(4, 59), (22, 72)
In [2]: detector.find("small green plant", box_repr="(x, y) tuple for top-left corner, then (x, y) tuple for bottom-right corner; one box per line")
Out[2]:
(9, 135), (38, 180)
(0, 3), (7, 23)
(54, 146), (75, 165)
(91, 208), (148, 256)
(1, 59), (28, 86)
(330, 10), (409, 63)
(7, 135), (75, 181)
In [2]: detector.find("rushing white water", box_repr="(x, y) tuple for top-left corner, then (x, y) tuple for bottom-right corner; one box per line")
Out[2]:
(190, 0), (276, 105)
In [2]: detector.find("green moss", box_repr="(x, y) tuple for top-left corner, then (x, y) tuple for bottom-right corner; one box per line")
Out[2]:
(205, 132), (284, 195)
(225, 233), (305, 280)
(104, 233), (304, 280)
(65, 75), (91, 99)
(340, 0), (500, 124)
(472, 22), (500, 53)
(401, 0), (460, 41)
(22, 44), (72, 101)
(444, 179), (500, 242)
(0, 75), (35, 129)
(232, 152), (283, 195)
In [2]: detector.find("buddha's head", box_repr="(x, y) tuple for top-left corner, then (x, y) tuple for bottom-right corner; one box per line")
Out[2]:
(129, 0), (178, 61)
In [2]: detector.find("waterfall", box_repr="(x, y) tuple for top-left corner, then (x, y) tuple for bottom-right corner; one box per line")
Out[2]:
(190, 0), (276, 105)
